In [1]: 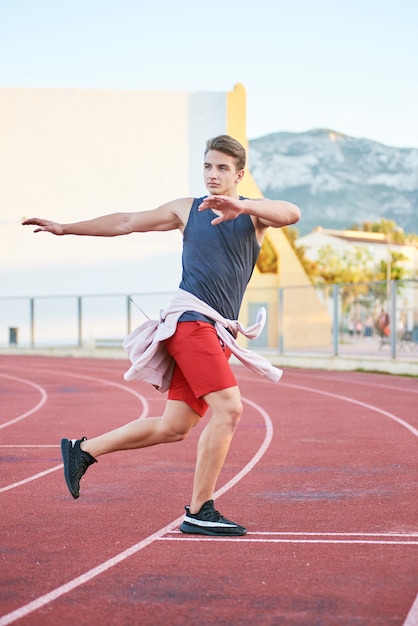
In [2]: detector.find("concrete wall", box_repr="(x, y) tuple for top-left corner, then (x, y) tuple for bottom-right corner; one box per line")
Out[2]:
(1, 86), (228, 273)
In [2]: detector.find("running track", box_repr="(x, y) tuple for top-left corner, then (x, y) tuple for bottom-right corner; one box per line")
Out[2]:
(0, 355), (417, 625)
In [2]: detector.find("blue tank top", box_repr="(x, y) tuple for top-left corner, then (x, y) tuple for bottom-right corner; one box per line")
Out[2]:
(179, 196), (261, 321)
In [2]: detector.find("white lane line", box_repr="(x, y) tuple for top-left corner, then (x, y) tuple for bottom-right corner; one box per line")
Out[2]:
(236, 370), (418, 395)
(246, 532), (418, 537)
(0, 372), (149, 494)
(280, 381), (418, 438)
(0, 394), (272, 625)
(233, 377), (418, 623)
(279, 371), (418, 395)
(159, 530), (418, 544)
(0, 445), (58, 448)
(0, 374), (48, 429)
(269, 366), (418, 626)
(0, 465), (63, 493)
(28, 369), (152, 419)
(214, 397), (272, 499)
(236, 374), (418, 436)
(403, 593), (418, 626)
(158, 537), (418, 545)
(0, 518), (183, 626)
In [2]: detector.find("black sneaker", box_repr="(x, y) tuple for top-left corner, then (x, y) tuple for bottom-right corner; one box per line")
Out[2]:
(179, 500), (247, 536)
(60, 437), (97, 499)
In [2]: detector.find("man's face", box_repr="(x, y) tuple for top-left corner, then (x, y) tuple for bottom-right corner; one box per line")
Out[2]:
(204, 150), (243, 195)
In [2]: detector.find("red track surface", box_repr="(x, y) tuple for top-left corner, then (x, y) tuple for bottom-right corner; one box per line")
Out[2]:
(1, 355), (417, 626)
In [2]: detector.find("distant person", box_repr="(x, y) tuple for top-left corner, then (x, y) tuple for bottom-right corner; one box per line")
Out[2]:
(356, 320), (363, 337)
(22, 135), (301, 536)
(364, 315), (373, 338)
(377, 309), (390, 338)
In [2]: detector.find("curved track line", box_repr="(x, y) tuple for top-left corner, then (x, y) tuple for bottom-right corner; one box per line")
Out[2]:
(284, 371), (418, 395)
(280, 381), (418, 438)
(0, 374), (48, 429)
(0, 394), (272, 626)
(214, 397), (273, 499)
(0, 372), (149, 494)
(403, 593), (418, 626)
(237, 375), (418, 626)
(20, 368), (152, 416)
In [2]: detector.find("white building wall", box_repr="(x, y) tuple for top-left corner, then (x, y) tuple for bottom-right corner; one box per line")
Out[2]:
(1, 87), (227, 292)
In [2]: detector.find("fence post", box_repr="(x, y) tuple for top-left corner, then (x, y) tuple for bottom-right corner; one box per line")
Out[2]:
(127, 295), (132, 335)
(332, 284), (339, 356)
(278, 287), (284, 354)
(30, 297), (35, 348)
(77, 297), (82, 348)
(389, 280), (397, 359)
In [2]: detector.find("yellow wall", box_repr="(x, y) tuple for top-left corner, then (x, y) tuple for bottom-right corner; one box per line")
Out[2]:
(226, 83), (331, 349)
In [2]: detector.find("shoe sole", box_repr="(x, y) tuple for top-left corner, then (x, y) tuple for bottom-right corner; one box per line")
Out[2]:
(179, 522), (247, 536)
(60, 438), (79, 499)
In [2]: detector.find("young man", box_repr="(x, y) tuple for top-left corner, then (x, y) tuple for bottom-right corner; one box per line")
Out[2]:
(22, 135), (300, 536)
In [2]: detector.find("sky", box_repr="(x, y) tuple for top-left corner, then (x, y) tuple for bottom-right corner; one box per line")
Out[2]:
(1, 0), (418, 149)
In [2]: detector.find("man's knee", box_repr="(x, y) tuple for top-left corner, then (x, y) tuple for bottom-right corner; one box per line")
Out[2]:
(206, 387), (243, 428)
(165, 427), (189, 442)
(160, 402), (201, 442)
(224, 393), (243, 420)
(157, 419), (191, 442)
(228, 399), (243, 427)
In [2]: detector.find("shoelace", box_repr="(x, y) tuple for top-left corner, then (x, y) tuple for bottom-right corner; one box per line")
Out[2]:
(200, 507), (222, 522)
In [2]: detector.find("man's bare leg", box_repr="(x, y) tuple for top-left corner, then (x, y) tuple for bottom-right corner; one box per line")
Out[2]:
(188, 385), (242, 513)
(61, 401), (201, 499)
(81, 400), (201, 457)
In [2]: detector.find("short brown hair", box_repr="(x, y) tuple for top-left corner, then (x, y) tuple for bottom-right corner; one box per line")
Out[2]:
(205, 135), (246, 171)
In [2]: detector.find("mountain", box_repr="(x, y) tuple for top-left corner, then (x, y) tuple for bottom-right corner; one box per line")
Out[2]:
(248, 129), (418, 236)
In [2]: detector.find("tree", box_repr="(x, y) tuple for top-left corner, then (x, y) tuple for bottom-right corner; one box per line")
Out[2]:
(313, 245), (375, 312)
(287, 220), (416, 292)
(374, 250), (408, 282)
(350, 218), (407, 243)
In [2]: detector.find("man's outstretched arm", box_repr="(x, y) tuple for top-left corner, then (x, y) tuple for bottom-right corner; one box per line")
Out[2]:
(22, 198), (192, 236)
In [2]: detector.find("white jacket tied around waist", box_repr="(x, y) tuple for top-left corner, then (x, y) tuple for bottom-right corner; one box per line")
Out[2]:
(123, 289), (283, 393)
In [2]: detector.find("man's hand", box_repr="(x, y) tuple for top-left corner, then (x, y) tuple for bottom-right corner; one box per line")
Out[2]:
(22, 218), (64, 235)
(198, 195), (243, 225)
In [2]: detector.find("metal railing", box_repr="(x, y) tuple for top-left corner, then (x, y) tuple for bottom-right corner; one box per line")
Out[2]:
(275, 278), (417, 360)
(1, 280), (417, 361)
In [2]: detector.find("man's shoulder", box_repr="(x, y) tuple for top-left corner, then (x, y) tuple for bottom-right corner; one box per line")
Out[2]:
(173, 196), (207, 215)
(166, 197), (195, 230)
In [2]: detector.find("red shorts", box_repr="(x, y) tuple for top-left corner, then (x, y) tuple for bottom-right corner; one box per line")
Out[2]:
(165, 321), (237, 417)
